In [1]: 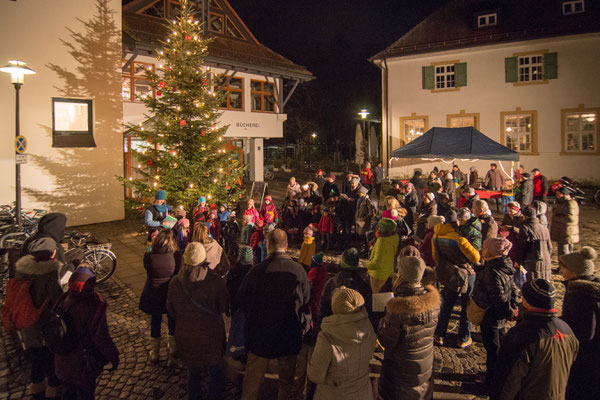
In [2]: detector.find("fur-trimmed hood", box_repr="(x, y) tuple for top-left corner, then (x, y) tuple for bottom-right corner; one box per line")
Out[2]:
(566, 277), (600, 301)
(386, 285), (440, 316)
(15, 255), (60, 278)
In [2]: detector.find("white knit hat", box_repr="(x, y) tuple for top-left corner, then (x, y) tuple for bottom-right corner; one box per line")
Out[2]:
(183, 242), (207, 266)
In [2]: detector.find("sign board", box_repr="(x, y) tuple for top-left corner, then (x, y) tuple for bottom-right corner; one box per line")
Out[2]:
(16, 154), (28, 164)
(15, 135), (27, 154)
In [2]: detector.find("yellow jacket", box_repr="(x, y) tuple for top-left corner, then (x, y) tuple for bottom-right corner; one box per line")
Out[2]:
(299, 237), (316, 266)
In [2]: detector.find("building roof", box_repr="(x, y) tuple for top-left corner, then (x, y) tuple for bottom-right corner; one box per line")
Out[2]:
(123, 0), (313, 81)
(371, 0), (600, 61)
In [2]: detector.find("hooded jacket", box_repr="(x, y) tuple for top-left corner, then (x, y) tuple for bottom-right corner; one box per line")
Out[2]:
(561, 276), (600, 400)
(479, 213), (499, 242)
(202, 240), (230, 277)
(21, 213), (67, 262)
(518, 177), (533, 206)
(378, 284), (440, 400)
(550, 196), (580, 244)
(518, 217), (553, 281)
(366, 233), (399, 281)
(299, 236), (317, 266)
(167, 264), (228, 367)
(472, 256), (515, 320)
(458, 216), (483, 250)
(319, 269), (373, 323)
(13, 255), (63, 348)
(416, 201), (437, 239)
(139, 248), (181, 315)
(307, 309), (377, 400)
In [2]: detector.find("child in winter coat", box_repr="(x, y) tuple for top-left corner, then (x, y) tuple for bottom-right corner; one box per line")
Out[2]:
(308, 253), (329, 318)
(217, 204), (230, 226)
(308, 287), (377, 400)
(260, 195), (278, 226)
(249, 219), (265, 264)
(173, 209), (191, 251)
(318, 206), (335, 251)
(283, 199), (300, 244)
(227, 246), (254, 316)
(208, 209), (221, 242)
(419, 215), (445, 267)
(366, 218), (400, 293)
(299, 227), (317, 269)
(240, 214), (255, 246)
(243, 199), (260, 224)
(192, 196), (209, 227)
(222, 212), (240, 263)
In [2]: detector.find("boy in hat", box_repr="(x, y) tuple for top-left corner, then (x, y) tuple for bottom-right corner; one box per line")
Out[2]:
(492, 279), (578, 399)
(366, 218), (400, 293)
(559, 246), (600, 400)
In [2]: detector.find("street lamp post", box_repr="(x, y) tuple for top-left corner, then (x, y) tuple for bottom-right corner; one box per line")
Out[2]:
(1, 60), (36, 225)
(358, 109), (370, 162)
(309, 132), (317, 169)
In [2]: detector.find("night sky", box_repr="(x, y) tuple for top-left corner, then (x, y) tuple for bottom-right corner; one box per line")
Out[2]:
(228, 0), (448, 143)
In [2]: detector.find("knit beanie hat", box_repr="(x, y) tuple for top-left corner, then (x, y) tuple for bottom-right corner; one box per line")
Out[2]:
(425, 192), (435, 202)
(340, 248), (359, 270)
(238, 245), (253, 262)
(483, 237), (513, 258)
(398, 256), (426, 285)
(183, 242), (207, 266)
(377, 218), (397, 236)
(28, 237), (57, 261)
(331, 286), (365, 315)
(522, 279), (556, 310)
(264, 195), (272, 202)
(559, 246), (597, 277)
(198, 196), (206, 204)
(155, 190), (166, 200)
(68, 266), (95, 293)
(445, 209), (458, 223)
(427, 215), (445, 229)
(382, 209), (393, 219)
(303, 227), (313, 237)
(311, 252), (324, 267)
(400, 245), (420, 258)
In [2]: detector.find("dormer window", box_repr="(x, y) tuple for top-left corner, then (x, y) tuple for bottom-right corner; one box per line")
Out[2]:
(477, 13), (497, 28)
(563, 0), (585, 15)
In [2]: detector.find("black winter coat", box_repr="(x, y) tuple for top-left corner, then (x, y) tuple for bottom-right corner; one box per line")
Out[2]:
(226, 260), (253, 315)
(319, 269), (373, 322)
(473, 256), (515, 320)
(517, 217), (552, 281)
(518, 178), (533, 207)
(378, 284), (440, 400)
(139, 249), (181, 315)
(416, 201), (437, 239)
(562, 276), (600, 400)
(239, 252), (311, 358)
(21, 213), (67, 263)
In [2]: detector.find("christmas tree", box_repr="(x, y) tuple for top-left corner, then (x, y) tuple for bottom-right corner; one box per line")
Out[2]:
(122, 0), (244, 211)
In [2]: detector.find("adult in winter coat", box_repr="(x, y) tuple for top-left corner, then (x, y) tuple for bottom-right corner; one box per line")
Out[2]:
(360, 161), (374, 193)
(551, 187), (580, 256)
(472, 200), (498, 242)
(517, 172), (533, 207)
(378, 256), (440, 400)
(193, 223), (231, 277)
(355, 186), (375, 237)
(472, 237), (516, 384)
(491, 279), (579, 400)
(403, 183), (419, 229)
(559, 247), (600, 400)
(167, 243), (228, 400)
(322, 174), (340, 202)
(531, 168), (549, 202)
(238, 229), (311, 400)
(374, 161), (384, 198)
(468, 166), (479, 187)
(226, 246), (254, 316)
(415, 193), (437, 240)
(419, 216), (445, 267)
(459, 187), (480, 211)
(517, 205), (553, 281)
(484, 163), (504, 190)
(366, 218), (400, 293)
(21, 212), (69, 265)
(139, 229), (181, 364)
(533, 200), (548, 227)
(442, 172), (457, 206)
(432, 211), (480, 348)
(223, 214), (240, 263)
(54, 267), (119, 399)
(12, 238), (63, 399)
(452, 165), (467, 188)
(308, 288), (377, 400)
(410, 170), (426, 204)
(145, 190), (173, 240)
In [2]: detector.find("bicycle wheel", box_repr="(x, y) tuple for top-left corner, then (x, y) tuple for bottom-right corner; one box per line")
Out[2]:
(82, 249), (117, 283)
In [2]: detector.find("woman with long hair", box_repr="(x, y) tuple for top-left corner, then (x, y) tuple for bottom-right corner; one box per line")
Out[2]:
(192, 223), (230, 278)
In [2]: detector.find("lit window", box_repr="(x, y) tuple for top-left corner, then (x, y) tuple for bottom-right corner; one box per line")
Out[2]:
(122, 61), (154, 102)
(435, 64), (455, 89)
(251, 80), (276, 113)
(563, 0), (584, 15)
(403, 119), (426, 144)
(219, 76), (244, 111)
(52, 98), (95, 147)
(450, 116), (476, 128)
(504, 114), (533, 152)
(477, 13), (497, 27)
(565, 112), (596, 152)
(518, 55), (543, 82)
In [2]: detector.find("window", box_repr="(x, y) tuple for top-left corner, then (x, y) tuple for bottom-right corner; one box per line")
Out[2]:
(518, 54), (543, 82)
(477, 13), (497, 27)
(562, 107), (598, 154)
(219, 76), (244, 111)
(122, 61), (154, 102)
(563, 0), (584, 15)
(400, 113), (429, 145)
(422, 62), (466, 91)
(251, 80), (276, 113)
(501, 108), (538, 154)
(435, 65), (455, 89)
(447, 110), (480, 129)
(52, 98), (95, 147)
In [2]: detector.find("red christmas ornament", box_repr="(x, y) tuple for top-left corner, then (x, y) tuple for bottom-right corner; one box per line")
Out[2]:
(180, 120), (187, 126)
(156, 91), (162, 96)
(205, 172), (210, 176)
(185, 35), (192, 41)
(146, 160), (153, 167)
(159, 81), (166, 88)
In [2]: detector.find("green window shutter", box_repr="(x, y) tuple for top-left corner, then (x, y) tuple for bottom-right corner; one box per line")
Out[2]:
(422, 66), (435, 90)
(505, 57), (518, 82)
(455, 62), (467, 87)
(544, 52), (558, 79)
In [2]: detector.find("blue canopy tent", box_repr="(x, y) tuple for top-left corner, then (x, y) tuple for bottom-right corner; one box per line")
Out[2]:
(390, 127), (519, 161)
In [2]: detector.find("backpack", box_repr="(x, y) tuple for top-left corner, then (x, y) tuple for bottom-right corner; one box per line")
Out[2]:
(1, 279), (45, 330)
(42, 293), (79, 354)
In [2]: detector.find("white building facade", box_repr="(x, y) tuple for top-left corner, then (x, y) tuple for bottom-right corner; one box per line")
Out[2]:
(372, 0), (600, 183)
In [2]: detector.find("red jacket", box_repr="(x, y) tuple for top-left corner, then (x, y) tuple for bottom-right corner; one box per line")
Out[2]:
(249, 228), (264, 249)
(361, 167), (374, 185)
(318, 214), (335, 234)
(308, 265), (329, 316)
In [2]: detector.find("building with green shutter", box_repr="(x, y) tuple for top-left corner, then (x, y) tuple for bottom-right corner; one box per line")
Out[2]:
(371, 0), (600, 183)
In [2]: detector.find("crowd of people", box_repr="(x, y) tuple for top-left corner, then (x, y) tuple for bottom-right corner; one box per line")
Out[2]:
(2, 161), (599, 400)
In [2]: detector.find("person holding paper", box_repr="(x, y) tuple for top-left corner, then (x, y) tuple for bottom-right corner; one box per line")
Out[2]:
(378, 256), (440, 400)
(145, 190), (172, 240)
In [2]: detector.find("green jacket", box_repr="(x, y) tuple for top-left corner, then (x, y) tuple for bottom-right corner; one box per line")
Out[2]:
(366, 233), (399, 281)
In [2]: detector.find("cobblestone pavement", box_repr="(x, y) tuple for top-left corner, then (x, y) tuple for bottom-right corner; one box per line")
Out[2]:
(1, 204), (599, 400)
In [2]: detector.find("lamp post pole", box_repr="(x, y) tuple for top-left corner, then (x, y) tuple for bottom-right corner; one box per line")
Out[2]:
(14, 82), (22, 225)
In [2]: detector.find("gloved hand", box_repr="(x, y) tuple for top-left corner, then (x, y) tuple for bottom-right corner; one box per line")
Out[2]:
(109, 358), (119, 372)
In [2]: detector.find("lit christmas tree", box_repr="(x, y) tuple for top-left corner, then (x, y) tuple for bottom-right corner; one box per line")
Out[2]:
(122, 0), (244, 211)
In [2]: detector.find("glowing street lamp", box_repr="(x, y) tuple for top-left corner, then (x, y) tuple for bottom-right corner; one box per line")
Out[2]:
(1, 60), (36, 225)
(358, 109), (370, 119)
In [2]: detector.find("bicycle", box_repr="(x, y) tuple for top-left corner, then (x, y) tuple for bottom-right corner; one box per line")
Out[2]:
(65, 232), (117, 284)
